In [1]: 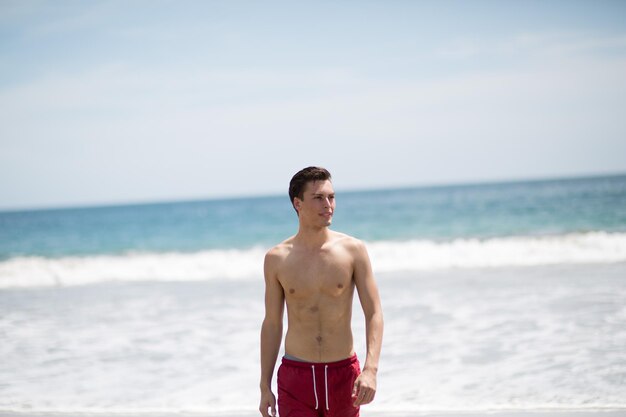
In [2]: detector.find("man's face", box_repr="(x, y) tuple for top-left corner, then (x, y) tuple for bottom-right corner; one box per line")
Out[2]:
(294, 180), (335, 227)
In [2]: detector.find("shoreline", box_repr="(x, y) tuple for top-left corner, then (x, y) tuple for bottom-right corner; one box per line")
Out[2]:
(1, 409), (625, 417)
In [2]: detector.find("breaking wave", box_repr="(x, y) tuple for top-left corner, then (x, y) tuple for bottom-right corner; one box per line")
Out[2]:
(1, 231), (625, 288)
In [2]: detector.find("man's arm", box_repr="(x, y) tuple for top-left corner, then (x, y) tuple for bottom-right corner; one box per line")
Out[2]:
(352, 239), (384, 407)
(259, 250), (285, 417)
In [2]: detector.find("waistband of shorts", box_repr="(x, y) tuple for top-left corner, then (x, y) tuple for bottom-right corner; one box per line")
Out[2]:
(281, 353), (358, 369)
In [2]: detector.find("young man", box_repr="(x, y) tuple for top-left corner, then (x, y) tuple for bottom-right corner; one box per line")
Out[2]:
(259, 167), (384, 417)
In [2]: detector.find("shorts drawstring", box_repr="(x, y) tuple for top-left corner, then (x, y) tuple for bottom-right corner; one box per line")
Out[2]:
(324, 365), (329, 410)
(311, 364), (330, 411)
(311, 365), (319, 410)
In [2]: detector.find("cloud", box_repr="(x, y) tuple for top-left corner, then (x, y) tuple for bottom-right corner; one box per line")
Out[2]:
(3, 47), (624, 171)
(437, 32), (626, 61)
(2, 37), (625, 150)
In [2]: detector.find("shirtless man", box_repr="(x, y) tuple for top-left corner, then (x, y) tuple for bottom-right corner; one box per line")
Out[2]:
(259, 167), (384, 417)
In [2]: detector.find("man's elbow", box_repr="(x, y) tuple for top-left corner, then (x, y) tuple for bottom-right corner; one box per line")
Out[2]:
(365, 308), (384, 324)
(262, 318), (283, 334)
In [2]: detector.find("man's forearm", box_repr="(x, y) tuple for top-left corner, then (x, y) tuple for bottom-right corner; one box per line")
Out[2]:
(260, 320), (283, 389)
(363, 311), (383, 372)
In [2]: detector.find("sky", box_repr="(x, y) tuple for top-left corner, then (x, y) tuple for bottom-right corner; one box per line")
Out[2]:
(1, 0), (625, 210)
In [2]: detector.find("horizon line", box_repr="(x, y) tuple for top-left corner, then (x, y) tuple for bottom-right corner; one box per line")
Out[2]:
(1, 170), (625, 214)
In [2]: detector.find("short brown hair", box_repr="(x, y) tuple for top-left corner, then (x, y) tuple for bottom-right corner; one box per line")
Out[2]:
(289, 166), (332, 212)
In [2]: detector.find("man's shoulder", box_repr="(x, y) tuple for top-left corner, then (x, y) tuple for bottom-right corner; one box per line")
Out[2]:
(263, 238), (294, 279)
(265, 236), (295, 260)
(330, 230), (367, 253)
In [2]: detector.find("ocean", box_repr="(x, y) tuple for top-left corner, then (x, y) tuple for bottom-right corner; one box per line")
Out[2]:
(1, 174), (625, 415)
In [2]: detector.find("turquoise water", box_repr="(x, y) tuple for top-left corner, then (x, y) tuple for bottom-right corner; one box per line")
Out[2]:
(1, 174), (625, 260)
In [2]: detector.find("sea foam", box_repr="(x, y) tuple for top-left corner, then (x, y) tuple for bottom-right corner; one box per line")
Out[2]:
(1, 231), (625, 288)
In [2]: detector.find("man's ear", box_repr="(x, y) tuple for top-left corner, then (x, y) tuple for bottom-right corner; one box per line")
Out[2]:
(293, 197), (302, 213)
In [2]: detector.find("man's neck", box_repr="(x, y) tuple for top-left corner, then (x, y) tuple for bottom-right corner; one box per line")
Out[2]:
(294, 225), (331, 249)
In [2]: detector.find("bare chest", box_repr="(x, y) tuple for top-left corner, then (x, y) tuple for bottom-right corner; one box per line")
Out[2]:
(278, 250), (353, 298)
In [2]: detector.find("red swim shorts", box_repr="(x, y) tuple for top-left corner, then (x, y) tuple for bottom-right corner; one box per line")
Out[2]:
(277, 354), (361, 417)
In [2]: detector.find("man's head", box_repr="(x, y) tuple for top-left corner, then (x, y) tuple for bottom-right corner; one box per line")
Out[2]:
(289, 166), (332, 216)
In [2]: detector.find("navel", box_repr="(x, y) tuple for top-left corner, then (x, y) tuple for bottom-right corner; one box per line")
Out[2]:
(316, 335), (323, 344)
(289, 288), (295, 294)
(337, 283), (344, 289)
(309, 305), (319, 313)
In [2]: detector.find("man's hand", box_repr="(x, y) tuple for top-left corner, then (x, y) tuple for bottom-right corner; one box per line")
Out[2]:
(352, 368), (377, 407)
(259, 389), (277, 417)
